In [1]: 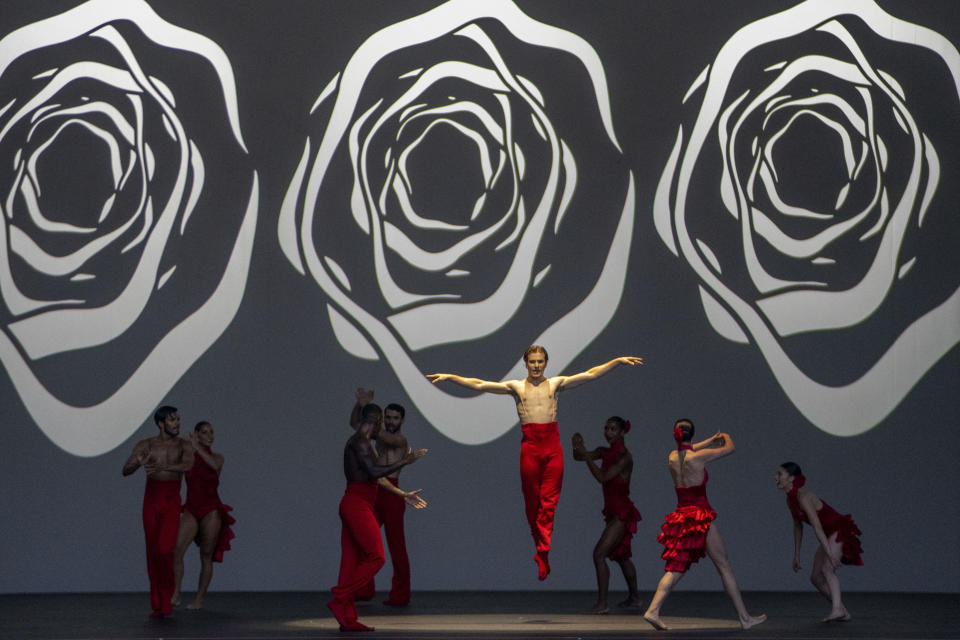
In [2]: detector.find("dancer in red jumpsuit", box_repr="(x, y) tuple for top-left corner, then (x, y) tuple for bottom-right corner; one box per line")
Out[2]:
(429, 347), (642, 580)
(172, 421), (236, 610)
(571, 416), (642, 613)
(775, 462), (863, 622)
(122, 406), (195, 617)
(329, 403), (427, 632)
(643, 419), (765, 631)
(350, 390), (427, 607)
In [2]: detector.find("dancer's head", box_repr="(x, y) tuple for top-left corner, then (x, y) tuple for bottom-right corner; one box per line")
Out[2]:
(361, 403), (382, 425)
(775, 461), (802, 491)
(604, 416), (630, 443)
(384, 403), (405, 433)
(154, 405), (180, 436)
(673, 418), (694, 443)
(523, 345), (548, 379)
(194, 421), (214, 447)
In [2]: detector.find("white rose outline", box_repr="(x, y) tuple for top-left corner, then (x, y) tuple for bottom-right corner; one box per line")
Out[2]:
(0, 0), (258, 456)
(280, 0), (634, 444)
(654, 0), (960, 436)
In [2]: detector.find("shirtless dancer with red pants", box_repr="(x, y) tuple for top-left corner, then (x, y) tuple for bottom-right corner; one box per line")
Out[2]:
(122, 405), (195, 617)
(429, 346), (642, 580)
(350, 389), (427, 607)
(329, 403), (427, 632)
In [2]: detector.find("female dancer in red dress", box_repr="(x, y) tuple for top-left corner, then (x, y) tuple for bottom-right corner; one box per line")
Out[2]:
(775, 462), (862, 622)
(571, 416), (642, 614)
(643, 419), (765, 630)
(172, 421), (235, 609)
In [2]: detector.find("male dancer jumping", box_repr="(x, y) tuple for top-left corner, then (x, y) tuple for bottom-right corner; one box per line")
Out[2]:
(330, 403), (427, 632)
(122, 406), (195, 617)
(428, 346), (642, 580)
(350, 389), (425, 606)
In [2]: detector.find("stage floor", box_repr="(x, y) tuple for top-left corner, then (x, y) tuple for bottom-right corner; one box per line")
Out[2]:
(2, 590), (958, 639)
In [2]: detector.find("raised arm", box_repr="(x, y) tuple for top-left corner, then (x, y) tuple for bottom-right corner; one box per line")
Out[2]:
(555, 356), (643, 391)
(571, 432), (601, 461)
(188, 432), (224, 474)
(350, 388), (375, 430)
(688, 432), (735, 463)
(426, 373), (513, 394)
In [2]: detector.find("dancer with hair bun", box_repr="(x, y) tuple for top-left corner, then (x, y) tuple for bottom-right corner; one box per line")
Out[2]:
(774, 462), (862, 622)
(643, 419), (765, 630)
(571, 416), (642, 613)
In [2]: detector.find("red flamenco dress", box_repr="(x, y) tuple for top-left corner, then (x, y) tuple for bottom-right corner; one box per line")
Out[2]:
(600, 440), (642, 560)
(656, 468), (716, 573)
(184, 447), (236, 563)
(786, 475), (863, 566)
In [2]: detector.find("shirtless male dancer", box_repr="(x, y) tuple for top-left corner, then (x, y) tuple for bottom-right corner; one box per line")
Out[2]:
(428, 346), (642, 580)
(122, 405), (195, 617)
(350, 388), (426, 607)
(329, 403), (427, 632)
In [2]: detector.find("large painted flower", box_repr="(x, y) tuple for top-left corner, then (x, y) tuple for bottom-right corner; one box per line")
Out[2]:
(280, 0), (634, 444)
(0, 0), (258, 455)
(654, 0), (960, 436)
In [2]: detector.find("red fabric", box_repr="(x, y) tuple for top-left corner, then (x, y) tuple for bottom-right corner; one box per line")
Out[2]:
(600, 440), (641, 560)
(332, 482), (385, 615)
(520, 422), (564, 554)
(358, 477), (411, 603)
(787, 490), (863, 566)
(142, 477), (181, 614)
(183, 447), (236, 563)
(656, 470), (716, 573)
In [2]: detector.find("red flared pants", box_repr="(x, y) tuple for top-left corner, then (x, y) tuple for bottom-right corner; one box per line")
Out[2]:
(142, 477), (181, 615)
(520, 422), (564, 554)
(332, 482), (385, 613)
(358, 477), (410, 603)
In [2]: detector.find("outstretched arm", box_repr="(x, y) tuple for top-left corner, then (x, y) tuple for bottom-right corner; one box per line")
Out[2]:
(555, 356), (643, 391)
(426, 373), (513, 394)
(377, 478), (427, 509)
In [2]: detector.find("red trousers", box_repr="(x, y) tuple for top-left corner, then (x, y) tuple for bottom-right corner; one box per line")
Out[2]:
(142, 477), (181, 614)
(332, 482), (385, 614)
(520, 422), (564, 554)
(358, 477), (410, 603)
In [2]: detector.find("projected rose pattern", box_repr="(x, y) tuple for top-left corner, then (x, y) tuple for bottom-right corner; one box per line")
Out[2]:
(654, 0), (960, 436)
(279, 0), (635, 444)
(0, 0), (257, 455)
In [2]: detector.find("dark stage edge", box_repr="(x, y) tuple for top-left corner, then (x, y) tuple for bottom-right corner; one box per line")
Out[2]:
(2, 591), (958, 640)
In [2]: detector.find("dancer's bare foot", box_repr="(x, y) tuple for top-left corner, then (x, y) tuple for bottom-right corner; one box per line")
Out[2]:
(617, 595), (643, 608)
(186, 599), (203, 610)
(822, 607), (850, 622)
(590, 601), (610, 614)
(740, 613), (767, 629)
(643, 612), (669, 630)
(171, 593), (181, 607)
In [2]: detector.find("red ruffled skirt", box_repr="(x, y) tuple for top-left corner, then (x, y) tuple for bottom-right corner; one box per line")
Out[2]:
(657, 504), (716, 573)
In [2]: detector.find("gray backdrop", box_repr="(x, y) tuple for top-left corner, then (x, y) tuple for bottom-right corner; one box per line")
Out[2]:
(1, 0), (958, 594)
